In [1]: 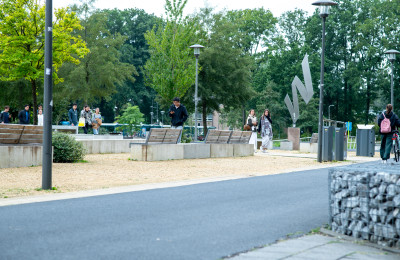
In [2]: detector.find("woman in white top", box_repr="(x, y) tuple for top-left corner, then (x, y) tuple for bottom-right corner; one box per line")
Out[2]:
(247, 109), (258, 152)
(37, 109), (43, 126)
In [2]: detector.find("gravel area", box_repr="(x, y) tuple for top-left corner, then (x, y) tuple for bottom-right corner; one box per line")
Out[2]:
(0, 152), (351, 199)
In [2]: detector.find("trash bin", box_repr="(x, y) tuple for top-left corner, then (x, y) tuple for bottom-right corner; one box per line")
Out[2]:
(356, 125), (375, 157)
(334, 127), (347, 161)
(322, 126), (334, 161)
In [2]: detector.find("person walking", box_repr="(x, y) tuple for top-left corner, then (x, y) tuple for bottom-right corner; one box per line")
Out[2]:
(18, 105), (30, 124)
(80, 105), (93, 134)
(247, 109), (258, 152)
(92, 108), (102, 135)
(37, 109), (43, 126)
(68, 103), (79, 126)
(378, 104), (400, 163)
(0, 106), (11, 124)
(168, 97), (188, 143)
(258, 109), (273, 153)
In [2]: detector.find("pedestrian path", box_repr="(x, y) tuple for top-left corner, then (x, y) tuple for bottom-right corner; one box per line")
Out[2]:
(229, 234), (399, 260)
(259, 151), (380, 163)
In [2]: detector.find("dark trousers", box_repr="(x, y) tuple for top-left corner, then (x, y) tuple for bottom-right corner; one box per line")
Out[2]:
(83, 123), (90, 134)
(380, 134), (393, 160)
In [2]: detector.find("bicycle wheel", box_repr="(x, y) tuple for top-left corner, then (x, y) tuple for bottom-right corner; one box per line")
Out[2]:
(395, 139), (400, 162)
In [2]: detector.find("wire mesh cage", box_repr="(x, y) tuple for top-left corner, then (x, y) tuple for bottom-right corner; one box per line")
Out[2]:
(329, 164), (400, 248)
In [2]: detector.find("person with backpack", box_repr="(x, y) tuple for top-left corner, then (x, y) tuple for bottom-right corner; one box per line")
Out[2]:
(378, 104), (400, 163)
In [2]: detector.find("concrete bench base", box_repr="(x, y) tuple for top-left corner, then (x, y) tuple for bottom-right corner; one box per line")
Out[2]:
(280, 141), (293, 150)
(78, 139), (145, 154)
(0, 145), (43, 168)
(299, 142), (318, 153)
(131, 143), (254, 161)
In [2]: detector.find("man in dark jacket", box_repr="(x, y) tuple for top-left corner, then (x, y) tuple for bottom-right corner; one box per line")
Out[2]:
(18, 105), (30, 124)
(68, 103), (79, 126)
(168, 97), (188, 142)
(0, 106), (11, 124)
(378, 104), (400, 162)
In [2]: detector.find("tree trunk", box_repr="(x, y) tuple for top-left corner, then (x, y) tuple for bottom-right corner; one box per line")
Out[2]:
(202, 101), (208, 137)
(31, 79), (38, 125)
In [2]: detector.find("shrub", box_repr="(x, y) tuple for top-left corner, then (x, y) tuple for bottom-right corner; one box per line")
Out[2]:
(52, 132), (86, 163)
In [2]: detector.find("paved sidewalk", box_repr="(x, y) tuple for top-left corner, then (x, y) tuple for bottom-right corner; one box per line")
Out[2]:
(228, 234), (399, 260)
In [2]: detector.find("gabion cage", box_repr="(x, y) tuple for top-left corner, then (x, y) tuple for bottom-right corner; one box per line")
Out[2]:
(329, 163), (400, 248)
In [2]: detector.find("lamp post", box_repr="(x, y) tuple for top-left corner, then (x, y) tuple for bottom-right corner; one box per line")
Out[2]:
(42, 0), (53, 189)
(312, 0), (337, 163)
(161, 111), (165, 125)
(150, 111), (154, 125)
(189, 44), (204, 141)
(384, 49), (400, 109)
(328, 104), (334, 121)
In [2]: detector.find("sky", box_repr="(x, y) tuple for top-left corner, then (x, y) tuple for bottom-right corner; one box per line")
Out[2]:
(53, 0), (318, 18)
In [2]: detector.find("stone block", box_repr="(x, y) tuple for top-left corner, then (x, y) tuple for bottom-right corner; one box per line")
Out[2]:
(280, 141), (293, 150)
(146, 144), (184, 161)
(210, 144), (234, 158)
(300, 143), (310, 153)
(182, 143), (210, 159)
(233, 144), (254, 157)
(0, 145), (43, 168)
(288, 127), (300, 150)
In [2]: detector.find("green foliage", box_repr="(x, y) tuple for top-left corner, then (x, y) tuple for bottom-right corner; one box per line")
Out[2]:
(144, 0), (201, 105)
(115, 104), (144, 136)
(180, 128), (192, 143)
(0, 0), (89, 124)
(58, 1), (137, 105)
(52, 132), (86, 163)
(103, 8), (161, 123)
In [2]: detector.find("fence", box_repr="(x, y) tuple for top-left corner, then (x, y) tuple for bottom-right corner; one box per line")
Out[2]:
(329, 164), (400, 248)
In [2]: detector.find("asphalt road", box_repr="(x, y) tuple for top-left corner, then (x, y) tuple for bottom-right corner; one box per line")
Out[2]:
(0, 168), (330, 260)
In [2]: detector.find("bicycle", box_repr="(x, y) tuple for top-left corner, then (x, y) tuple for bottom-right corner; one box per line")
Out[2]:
(392, 130), (400, 162)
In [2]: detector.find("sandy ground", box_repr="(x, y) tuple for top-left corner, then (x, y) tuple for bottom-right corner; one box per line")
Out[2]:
(0, 151), (374, 199)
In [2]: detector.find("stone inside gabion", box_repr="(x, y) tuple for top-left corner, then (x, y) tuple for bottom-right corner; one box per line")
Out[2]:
(329, 163), (400, 248)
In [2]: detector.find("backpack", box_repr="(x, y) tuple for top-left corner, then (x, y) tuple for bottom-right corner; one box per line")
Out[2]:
(381, 112), (392, 134)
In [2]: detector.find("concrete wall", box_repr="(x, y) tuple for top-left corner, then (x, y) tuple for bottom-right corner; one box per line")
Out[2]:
(131, 143), (253, 161)
(0, 145), (43, 168)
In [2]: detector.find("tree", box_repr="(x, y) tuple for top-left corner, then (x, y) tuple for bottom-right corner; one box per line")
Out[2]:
(115, 104), (144, 136)
(57, 0), (137, 107)
(144, 0), (200, 105)
(193, 12), (254, 135)
(103, 8), (161, 123)
(0, 0), (89, 124)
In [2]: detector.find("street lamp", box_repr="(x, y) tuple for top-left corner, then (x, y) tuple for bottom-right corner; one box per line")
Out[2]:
(312, 0), (338, 163)
(161, 111), (165, 125)
(189, 44), (204, 141)
(150, 111), (154, 125)
(384, 49), (400, 109)
(328, 105), (334, 120)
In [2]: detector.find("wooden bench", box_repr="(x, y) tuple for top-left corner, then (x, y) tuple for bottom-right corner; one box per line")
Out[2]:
(204, 130), (232, 144)
(129, 128), (182, 147)
(0, 124), (43, 145)
(228, 131), (252, 144)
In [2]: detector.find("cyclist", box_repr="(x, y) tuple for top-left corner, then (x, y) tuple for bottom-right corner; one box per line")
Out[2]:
(378, 104), (400, 163)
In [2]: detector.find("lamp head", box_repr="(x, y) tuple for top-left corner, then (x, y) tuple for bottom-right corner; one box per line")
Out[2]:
(312, 0), (338, 18)
(189, 44), (205, 57)
(385, 49), (400, 62)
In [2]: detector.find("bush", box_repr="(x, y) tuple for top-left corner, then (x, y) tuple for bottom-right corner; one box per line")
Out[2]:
(52, 132), (86, 163)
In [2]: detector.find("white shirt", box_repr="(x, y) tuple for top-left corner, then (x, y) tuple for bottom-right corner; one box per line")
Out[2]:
(38, 114), (43, 126)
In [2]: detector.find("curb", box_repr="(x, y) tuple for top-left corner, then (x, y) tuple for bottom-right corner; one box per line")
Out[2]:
(319, 227), (400, 255)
